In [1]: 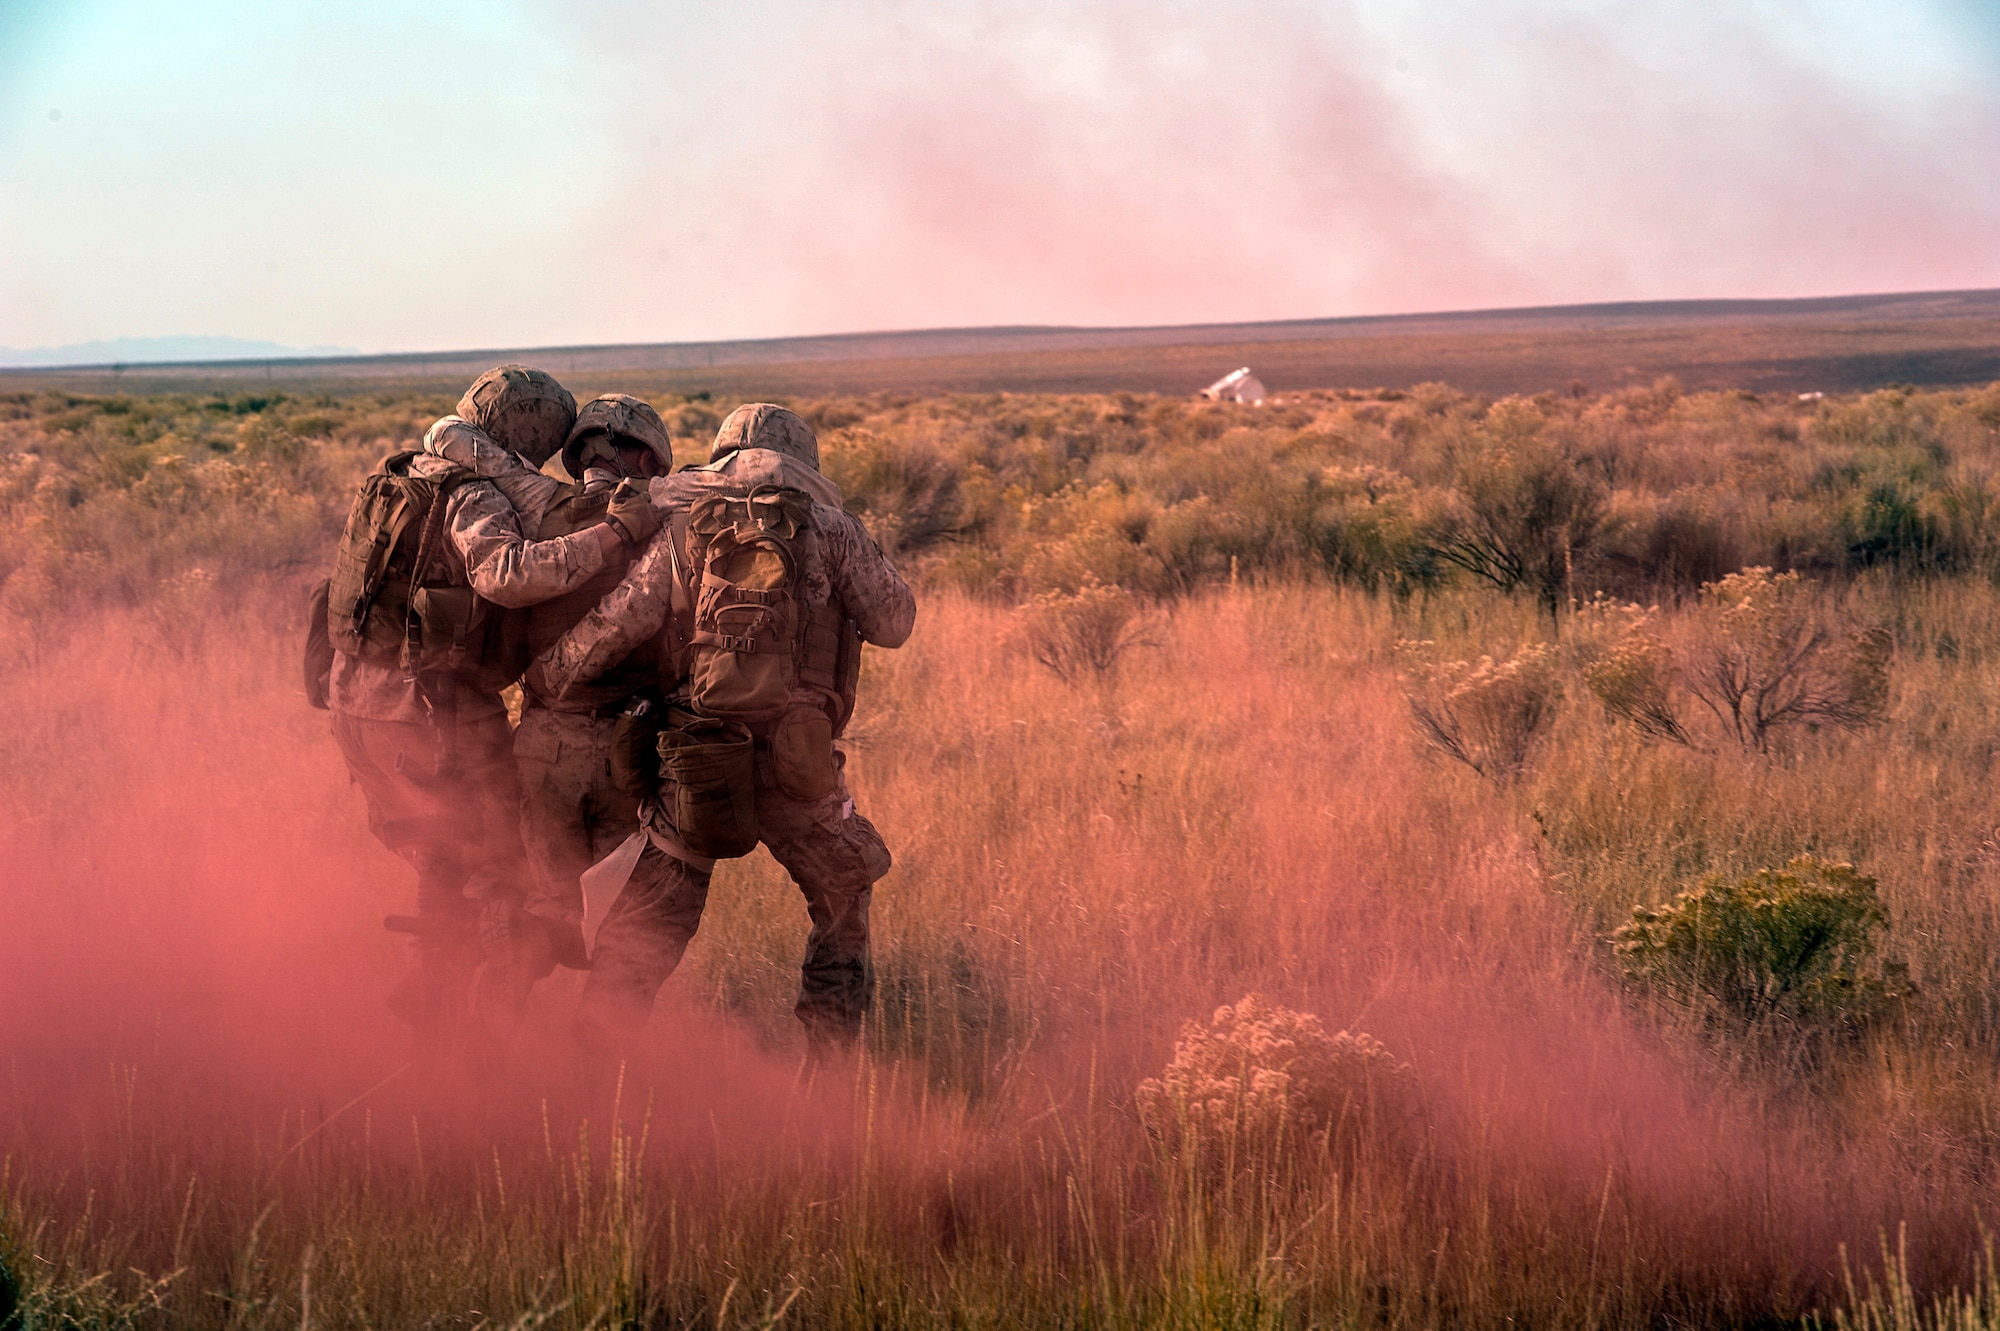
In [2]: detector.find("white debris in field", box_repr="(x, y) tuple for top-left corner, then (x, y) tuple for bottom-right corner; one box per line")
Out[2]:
(1201, 367), (1267, 405)
(1798, 391), (1825, 402)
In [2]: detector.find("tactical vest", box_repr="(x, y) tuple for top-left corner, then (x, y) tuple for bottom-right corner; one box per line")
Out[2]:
(324, 451), (511, 691)
(518, 482), (658, 712)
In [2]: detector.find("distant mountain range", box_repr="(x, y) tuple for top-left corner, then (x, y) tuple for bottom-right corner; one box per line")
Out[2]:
(0, 336), (359, 368)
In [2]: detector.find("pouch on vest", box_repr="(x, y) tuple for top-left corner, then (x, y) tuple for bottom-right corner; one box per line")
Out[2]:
(657, 711), (758, 858)
(611, 693), (667, 798)
(410, 586), (491, 671)
(798, 600), (865, 736)
(303, 578), (334, 709)
(770, 704), (837, 801)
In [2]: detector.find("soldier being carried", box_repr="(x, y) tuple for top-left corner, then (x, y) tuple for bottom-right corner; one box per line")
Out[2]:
(313, 366), (659, 1053)
(419, 393), (676, 990)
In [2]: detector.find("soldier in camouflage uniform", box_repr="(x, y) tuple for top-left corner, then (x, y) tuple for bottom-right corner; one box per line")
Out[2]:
(533, 404), (916, 1060)
(327, 366), (659, 1044)
(424, 395), (676, 973)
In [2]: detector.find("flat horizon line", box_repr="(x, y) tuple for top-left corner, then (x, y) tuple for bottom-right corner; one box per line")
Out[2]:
(13, 284), (2000, 375)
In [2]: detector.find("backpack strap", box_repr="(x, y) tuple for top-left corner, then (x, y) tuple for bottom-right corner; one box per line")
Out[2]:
(651, 508), (695, 687)
(404, 463), (477, 773)
(667, 508), (694, 620)
(398, 467), (472, 675)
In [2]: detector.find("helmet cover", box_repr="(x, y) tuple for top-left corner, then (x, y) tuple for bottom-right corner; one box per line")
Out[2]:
(456, 365), (578, 465)
(561, 394), (673, 478)
(708, 402), (818, 469)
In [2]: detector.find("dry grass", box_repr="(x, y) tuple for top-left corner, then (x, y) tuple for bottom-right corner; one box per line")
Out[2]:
(3, 574), (2000, 1327)
(7, 381), (2000, 1326)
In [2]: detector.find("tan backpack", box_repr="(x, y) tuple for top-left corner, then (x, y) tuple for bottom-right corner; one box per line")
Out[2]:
(680, 486), (817, 723)
(649, 484), (861, 812)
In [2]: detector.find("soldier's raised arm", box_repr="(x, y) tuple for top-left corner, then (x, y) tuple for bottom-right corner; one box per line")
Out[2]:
(424, 415), (523, 475)
(442, 469), (656, 610)
(534, 527), (678, 698)
(423, 382), (660, 609)
(443, 482), (613, 608)
(823, 508), (916, 647)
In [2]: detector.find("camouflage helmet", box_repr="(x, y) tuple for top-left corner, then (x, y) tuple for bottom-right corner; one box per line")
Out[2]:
(456, 365), (577, 465)
(709, 402), (818, 469)
(561, 394), (673, 479)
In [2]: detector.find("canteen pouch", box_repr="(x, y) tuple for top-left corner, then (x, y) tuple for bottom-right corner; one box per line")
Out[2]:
(657, 711), (758, 858)
(770, 704), (838, 801)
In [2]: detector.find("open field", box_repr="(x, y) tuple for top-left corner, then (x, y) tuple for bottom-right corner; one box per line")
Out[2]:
(8, 378), (2000, 1326)
(5, 289), (1999, 402)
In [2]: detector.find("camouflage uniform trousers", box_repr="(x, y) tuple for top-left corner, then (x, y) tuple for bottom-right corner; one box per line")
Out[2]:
(329, 709), (535, 1032)
(512, 705), (639, 972)
(576, 748), (893, 1057)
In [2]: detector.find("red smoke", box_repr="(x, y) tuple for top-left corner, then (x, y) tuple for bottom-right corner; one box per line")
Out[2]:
(0, 587), (1986, 1322)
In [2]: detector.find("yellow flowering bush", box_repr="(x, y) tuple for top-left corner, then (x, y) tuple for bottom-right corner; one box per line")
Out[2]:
(1135, 995), (1413, 1171)
(1399, 640), (1562, 777)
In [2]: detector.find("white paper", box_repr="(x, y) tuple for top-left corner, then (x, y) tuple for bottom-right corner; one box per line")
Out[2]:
(579, 830), (646, 958)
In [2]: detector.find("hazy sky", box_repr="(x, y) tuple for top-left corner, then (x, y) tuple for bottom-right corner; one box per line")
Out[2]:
(2, 0), (1997, 353)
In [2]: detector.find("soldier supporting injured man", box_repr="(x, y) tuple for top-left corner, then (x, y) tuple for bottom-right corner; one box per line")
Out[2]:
(419, 394), (677, 979)
(531, 404), (917, 1063)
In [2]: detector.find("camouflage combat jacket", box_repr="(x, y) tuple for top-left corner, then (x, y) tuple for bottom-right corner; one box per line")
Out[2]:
(325, 419), (613, 725)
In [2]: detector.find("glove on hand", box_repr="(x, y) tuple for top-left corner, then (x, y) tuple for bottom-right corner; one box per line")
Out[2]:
(604, 478), (661, 546)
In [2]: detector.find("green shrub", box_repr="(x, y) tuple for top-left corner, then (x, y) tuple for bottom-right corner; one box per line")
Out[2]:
(1141, 494), (1242, 593)
(1612, 855), (1912, 1025)
(1842, 475), (1935, 569)
(1917, 476), (2000, 576)
(1596, 487), (1748, 598)
(1813, 388), (1951, 461)
(657, 394), (722, 446)
(1311, 465), (1443, 596)
(1432, 398), (1606, 620)
(1583, 622), (1695, 746)
(820, 425), (969, 556)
